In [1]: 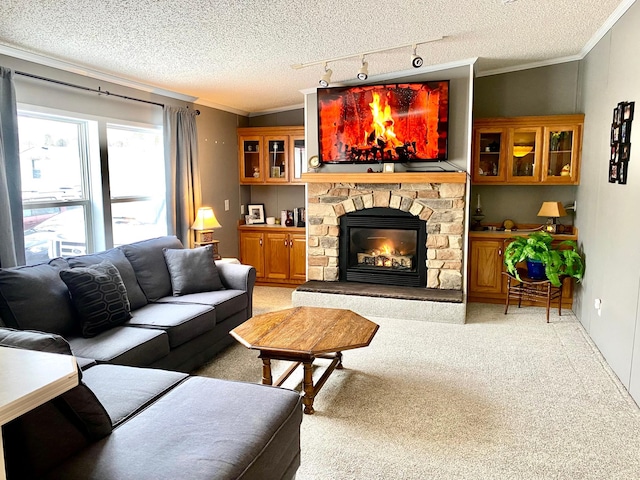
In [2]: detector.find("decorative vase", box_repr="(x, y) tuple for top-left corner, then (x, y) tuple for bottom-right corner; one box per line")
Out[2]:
(526, 259), (546, 280)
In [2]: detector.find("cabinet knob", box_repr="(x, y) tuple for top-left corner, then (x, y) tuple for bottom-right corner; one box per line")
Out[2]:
(259, 239), (262, 246)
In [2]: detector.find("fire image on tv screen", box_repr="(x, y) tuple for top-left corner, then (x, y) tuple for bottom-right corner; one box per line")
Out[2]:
(317, 80), (449, 164)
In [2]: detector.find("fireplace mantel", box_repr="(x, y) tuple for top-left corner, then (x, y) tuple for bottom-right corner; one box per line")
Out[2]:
(301, 172), (467, 184)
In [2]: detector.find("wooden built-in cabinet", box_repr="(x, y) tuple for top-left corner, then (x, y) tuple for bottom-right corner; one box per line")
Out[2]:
(238, 126), (305, 185)
(238, 225), (306, 285)
(472, 115), (584, 185)
(467, 230), (576, 308)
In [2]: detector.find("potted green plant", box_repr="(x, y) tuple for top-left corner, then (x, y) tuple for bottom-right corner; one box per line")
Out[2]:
(503, 231), (584, 287)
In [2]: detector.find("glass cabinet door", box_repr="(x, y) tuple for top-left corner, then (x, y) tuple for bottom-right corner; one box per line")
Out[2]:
(239, 137), (263, 183)
(473, 128), (506, 182)
(264, 136), (289, 183)
(507, 127), (542, 183)
(290, 136), (305, 183)
(542, 126), (580, 183)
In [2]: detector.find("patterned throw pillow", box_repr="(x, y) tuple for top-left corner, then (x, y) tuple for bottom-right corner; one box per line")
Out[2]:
(59, 261), (131, 338)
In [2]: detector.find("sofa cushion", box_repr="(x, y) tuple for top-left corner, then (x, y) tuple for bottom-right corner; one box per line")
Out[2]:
(67, 326), (170, 367)
(67, 248), (147, 310)
(163, 245), (224, 296)
(60, 261), (132, 338)
(120, 236), (184, 302)
(0, 258), (77, 335)
(81, 364), (187, 427)
(45, 377), (303, 480)
(126, 302), (216, 348)
(156, 289), (248, 324)
(0, 327), (73, 355)
(0, 327), (112, 442)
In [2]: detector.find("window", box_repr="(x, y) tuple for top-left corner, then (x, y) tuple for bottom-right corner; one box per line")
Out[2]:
(18, 110), (166, 265)
(107, 124), (166, 246)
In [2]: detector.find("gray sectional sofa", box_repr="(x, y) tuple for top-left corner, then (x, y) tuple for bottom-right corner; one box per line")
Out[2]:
(0, 236), (303, 479)
(0, 235), (254, 372)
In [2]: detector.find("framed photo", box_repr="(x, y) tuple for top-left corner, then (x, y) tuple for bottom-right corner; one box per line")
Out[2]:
(611, 123), (619, 144)
(623, 101), (635, 122)
(611, 144), (619, 162)
(613, 104), (622, 125)
(620, 143), (631, 162)
(620, 121), (632, 144)
(619, 160), (629, 184)
(609, 160), (619, 183)
(247, 204), (265, 224)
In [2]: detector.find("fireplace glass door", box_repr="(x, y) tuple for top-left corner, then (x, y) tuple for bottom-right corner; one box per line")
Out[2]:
(349, 227), (417, 272)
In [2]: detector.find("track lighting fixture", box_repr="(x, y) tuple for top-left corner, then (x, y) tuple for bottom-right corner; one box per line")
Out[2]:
(319, 63), (332, 87)
(357, 56), (369, 81)
(411, 44), (423, 68)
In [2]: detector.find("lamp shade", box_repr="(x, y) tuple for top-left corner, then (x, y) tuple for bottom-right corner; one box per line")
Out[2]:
(537, 201), (567, 218)
(191, 207), (222, 230)
(512, 145), (533, 158)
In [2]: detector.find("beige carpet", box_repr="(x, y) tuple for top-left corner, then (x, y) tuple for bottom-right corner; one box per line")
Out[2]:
(196, 287), (640, 479)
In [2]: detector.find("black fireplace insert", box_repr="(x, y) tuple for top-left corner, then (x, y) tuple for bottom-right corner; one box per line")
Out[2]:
(339, 208), (427, 287)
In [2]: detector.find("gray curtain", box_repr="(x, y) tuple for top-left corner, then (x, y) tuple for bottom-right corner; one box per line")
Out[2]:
(163, 106), (201, 247)
(0, 66), (24, 267)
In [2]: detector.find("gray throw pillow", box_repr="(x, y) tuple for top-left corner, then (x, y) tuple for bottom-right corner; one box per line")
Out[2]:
(0, 258), (77, 335)
(59, 261), (131, 338)
(163, 245), (224, 296)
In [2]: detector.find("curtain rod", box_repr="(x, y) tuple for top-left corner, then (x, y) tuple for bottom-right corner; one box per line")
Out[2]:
(14, 70), (200, 115)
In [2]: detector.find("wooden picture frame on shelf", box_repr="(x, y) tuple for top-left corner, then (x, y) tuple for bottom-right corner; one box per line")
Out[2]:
(248, 204), (265, 224)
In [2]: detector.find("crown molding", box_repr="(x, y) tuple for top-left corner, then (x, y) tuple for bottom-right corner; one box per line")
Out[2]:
(0, 43), (197, 103)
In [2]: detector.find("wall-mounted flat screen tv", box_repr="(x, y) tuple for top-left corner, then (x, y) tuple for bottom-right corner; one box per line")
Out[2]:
(317, 80), (449, 164)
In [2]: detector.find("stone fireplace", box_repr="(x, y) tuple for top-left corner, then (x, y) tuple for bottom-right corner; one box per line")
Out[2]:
(306, 180), (465, 290)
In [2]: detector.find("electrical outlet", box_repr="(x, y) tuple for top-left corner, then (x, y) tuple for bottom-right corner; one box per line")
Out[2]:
(224, 199), (229, 211)
(594, 298), (602, 317)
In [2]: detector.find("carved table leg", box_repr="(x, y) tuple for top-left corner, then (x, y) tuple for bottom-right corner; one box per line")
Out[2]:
(302, 361), (315, 414)
(335, 351), (343, 369)
(261, 357), (273, 385)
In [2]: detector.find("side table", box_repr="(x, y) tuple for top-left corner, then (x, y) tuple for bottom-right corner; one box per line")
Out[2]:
(503, 268), (567, 323)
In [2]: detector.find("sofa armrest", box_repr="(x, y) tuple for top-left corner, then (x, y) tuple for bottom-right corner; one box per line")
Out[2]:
(216, 263), (256, 317)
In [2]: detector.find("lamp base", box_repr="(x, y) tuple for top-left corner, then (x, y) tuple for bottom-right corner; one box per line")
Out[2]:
(194, 239), (221, 260)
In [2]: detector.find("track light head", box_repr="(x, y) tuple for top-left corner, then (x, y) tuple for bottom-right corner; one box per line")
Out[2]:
(411, 45), (423, 68)
(356, 57), (368, 81)
(319, 63), (332, 87)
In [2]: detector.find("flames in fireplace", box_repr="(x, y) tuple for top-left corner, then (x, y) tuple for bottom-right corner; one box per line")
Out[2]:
(351, 230), (415, 272)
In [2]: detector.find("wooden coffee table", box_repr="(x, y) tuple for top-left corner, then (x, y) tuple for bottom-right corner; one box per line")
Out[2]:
(230, 306), (378, 414)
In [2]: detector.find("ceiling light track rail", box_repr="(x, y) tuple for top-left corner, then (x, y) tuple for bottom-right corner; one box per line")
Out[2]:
(290, 37), (444, 70)
(14, 70), (200, 114)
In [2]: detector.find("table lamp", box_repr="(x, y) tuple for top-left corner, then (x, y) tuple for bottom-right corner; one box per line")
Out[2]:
(191, 207), (222, 244)
(537, 201), (567, 233)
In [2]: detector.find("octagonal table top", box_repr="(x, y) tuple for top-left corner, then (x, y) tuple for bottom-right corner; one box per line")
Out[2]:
(230, 306), (379, 356)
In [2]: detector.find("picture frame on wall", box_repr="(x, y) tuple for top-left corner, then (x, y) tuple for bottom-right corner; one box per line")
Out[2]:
(623, 101), (635, 121)
(620, 143), (631, 162)
(619, 160), (629, 184)
(620, 121), (632, 144)
(613, 104), (622, 125)
(247, 204), (265, 224)
(609, 160), (619, 183)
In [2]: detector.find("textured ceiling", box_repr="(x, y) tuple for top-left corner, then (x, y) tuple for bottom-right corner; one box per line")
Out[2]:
(0, 0), (630, 115)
